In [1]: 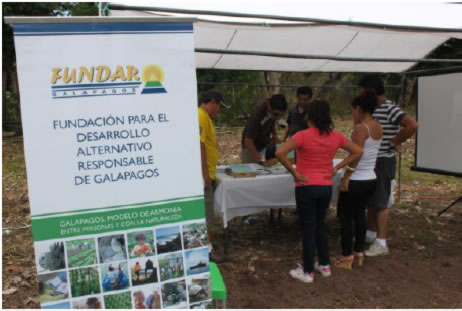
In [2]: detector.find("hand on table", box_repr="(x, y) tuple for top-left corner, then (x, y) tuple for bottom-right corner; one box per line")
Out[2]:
(263, 158), (278, 167)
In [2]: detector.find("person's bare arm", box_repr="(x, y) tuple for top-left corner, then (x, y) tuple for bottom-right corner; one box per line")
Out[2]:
(333, 140), (363, 176)
(263, 158), (278, 167)
(276, 138), (307, 184)
(340, 125), (367, 191)
(391, 115), (418, 151)
(200, 142), (211, 189)
(344, 125), (367, 175)
(244, 137), (263, 162)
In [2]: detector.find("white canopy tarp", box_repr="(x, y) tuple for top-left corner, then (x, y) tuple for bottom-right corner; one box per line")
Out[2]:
(110, 9), (462, 73)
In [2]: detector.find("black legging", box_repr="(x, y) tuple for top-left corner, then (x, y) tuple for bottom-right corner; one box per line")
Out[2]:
(338, 179), (376, 256)
(295, 185), (332, 273)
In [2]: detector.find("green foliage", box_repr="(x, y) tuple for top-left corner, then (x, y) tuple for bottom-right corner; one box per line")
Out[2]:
(67, 249), (97, 268)
(2, 2), (99, 67)
(3, 91), (19, 129)
(413, 38), (462, 71)
(2, 2), (62, 15)
(197, 71), (407, 126)
(104, 292), (132, 309)
(57, 2), (99, 16)
(2, 2), (99, 130)
(318, 86), (357, 117)
(2, 156), (24, 175)
(69, 267), (101, 297)
(66, 239), (97, 268)
(197, 70), (265, 126)
(3, 3), (61, 67)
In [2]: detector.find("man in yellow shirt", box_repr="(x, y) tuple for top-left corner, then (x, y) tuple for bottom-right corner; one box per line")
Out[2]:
(199, 90), (229, 263)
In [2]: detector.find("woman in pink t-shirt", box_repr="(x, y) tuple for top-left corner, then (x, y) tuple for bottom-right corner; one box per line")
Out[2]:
(276, 100), (363, 283)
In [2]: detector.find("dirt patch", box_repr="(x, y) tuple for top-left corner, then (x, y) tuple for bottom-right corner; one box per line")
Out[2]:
(3, 128), (462, 308)
(213, 203), (462, 308)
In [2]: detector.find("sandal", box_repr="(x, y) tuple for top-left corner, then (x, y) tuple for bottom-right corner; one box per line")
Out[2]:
(335, 255), (354, 270)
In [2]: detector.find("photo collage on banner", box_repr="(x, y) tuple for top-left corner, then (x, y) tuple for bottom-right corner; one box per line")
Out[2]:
(36, 220), (212, 309)
(8, 17), (214, 309)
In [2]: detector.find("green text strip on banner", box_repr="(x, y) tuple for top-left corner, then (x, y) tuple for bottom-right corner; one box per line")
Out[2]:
(32, 198), (205, 241)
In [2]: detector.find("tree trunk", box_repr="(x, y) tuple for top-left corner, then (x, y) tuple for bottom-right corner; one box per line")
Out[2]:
(263, 72), (283, 99)
(2, 69), (8, 131)
(402, 77), (417, 107)
(10, 63), (22, 136)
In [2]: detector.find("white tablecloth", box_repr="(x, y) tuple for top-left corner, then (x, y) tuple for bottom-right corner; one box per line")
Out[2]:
(214, 160), (343, 228)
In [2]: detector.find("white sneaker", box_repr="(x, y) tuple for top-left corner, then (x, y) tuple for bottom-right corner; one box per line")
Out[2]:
(365, 240), (389, 257)
(365, 236), (376, 244)
(289, 264), (314, 283)
(314, 262), (331, 277)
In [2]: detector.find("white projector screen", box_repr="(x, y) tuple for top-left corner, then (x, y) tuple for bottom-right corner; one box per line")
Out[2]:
(414, 71), (462, 177)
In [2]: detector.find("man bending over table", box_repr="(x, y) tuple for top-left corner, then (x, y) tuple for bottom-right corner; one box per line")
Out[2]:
(241, 94), (288, 166)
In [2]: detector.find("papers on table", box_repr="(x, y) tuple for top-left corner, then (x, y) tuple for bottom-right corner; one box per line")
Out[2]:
(265, 166), (289, 175)
(230, 164), (257, 174)
(224, 163), (289, 177)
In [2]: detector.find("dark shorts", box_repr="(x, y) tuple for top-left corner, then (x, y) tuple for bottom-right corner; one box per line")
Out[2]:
(367, 157), (396, 209)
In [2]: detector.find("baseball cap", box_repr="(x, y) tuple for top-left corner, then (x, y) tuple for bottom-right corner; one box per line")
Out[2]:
(201, 90), (230, 108)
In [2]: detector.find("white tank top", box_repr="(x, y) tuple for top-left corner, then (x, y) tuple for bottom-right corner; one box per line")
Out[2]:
(350, 123), (382, 181)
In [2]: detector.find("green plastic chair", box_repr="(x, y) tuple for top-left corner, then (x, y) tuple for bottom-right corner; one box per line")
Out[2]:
(209, 262), (227, 308)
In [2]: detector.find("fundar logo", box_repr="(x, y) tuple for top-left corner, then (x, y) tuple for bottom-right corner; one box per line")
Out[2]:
(50, 64), (167, 99)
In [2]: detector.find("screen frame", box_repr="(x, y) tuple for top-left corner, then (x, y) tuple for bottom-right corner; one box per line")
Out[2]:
(410, 67), (462, 178)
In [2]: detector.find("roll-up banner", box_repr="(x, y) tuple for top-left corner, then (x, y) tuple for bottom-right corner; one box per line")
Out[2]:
(6, 17), (213, 309)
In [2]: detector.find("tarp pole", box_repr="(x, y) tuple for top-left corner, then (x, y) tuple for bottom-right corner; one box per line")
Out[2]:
(196, 48), (462, 64)
(197, 82), (403, 88)
(108, 3), (462, 33)
(397, 74), (407, 203)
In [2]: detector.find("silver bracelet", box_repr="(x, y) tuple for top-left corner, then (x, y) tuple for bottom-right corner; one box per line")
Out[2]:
(345, 165), (356, 172)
